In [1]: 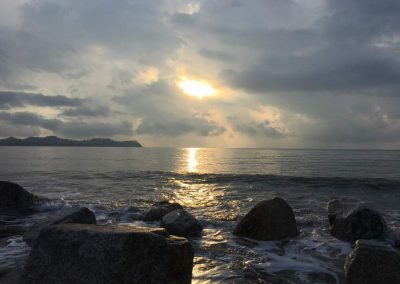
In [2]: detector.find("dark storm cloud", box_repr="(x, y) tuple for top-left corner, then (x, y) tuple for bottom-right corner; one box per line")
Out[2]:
(0, 111), (133, 138)
(0, 91), (84, 110)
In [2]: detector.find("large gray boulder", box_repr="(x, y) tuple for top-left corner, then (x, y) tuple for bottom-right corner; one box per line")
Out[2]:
(20, 224), (194, 284)
(345, 240), (400, 284)
(328, 199), (386, 242)
(0, 181), (41, 214)
(233, 197), (299, 241)
(23, 207), (96, 245)
(144, 201), (183, 221)
(161, 209), (202, 237)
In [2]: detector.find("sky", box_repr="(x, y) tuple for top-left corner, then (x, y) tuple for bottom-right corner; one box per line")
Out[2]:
(0, 0), (400, 148)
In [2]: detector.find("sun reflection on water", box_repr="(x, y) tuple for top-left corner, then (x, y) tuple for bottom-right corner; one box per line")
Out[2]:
(187, 148), (198, 172)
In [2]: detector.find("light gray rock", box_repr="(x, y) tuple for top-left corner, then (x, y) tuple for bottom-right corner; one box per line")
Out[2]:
(161, 209), (202, 237)
(233, 197), (299, 241)
(345, 240), (400, 284)
(20, 224), (194, 284)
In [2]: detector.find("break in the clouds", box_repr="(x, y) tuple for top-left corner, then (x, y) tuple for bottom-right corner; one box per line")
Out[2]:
(0, 0), (400, 148)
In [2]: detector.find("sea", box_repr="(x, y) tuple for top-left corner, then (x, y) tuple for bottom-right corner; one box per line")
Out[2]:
(1, 147), (400, 283)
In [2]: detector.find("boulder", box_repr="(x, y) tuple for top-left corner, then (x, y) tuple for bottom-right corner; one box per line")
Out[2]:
(0, 181), (40, 214)
(328, 200), (386, 242)
(144, 201), (183, 221)
(327, 198), (360, 225)
(161, 209), (202, 237)
(345, 240), (400, 284)
(23, 207), (96, 245)
(20, 224), (194, 284)
(233, 197), (299, 241)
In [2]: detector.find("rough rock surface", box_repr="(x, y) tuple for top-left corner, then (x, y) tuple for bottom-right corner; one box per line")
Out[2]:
(20, 224), (194, 284)
(0, 181), (40, 214)
(233, 197), (299, 241)
(144, 201), (183, 221)
(161, 209), (202, 237)
(23, 207), (96, 245)
(345, 240), (400, 284)
(328, 199), (386, 242)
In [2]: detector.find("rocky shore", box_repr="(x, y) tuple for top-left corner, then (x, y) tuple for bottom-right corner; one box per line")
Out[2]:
(1, 180), (400, 283)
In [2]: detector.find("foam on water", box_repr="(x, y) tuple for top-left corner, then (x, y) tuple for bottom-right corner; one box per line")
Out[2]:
(0, 237), (30, 274)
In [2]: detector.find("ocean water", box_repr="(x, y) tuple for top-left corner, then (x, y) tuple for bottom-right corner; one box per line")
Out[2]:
(1, 147), (400, 283)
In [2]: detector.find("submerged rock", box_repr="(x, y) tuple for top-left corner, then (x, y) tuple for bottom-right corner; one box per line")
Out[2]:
(345, 240), (400, 284)
(161, 209), (202, 237)
(233, 197), (299, 241)
(20, 224), (194, 284)
(144, 201), (183, 221)
(0, 181), (42, 214)
(23, 207), (96, 245)
(328, 199), (386, 242)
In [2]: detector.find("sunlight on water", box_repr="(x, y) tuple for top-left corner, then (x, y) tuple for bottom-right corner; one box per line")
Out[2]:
(187, 148), (198, 172)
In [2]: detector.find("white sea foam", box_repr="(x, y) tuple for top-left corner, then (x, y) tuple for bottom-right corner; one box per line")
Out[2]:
(0, 237), (30, 274)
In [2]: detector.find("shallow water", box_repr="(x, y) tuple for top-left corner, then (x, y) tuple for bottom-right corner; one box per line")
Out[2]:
(1, 147), (400, 283)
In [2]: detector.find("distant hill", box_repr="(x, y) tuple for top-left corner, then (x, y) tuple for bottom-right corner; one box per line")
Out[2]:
(0, 136), (142, 147)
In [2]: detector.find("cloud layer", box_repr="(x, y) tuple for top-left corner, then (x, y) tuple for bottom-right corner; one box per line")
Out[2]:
(0, 0), (400, 148)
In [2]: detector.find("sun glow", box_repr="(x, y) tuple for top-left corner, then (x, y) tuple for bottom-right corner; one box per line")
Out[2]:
(179, 80), (216, 99)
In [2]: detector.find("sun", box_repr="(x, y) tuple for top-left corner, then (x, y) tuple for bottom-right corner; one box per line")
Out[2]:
(179, 80), (217, 99)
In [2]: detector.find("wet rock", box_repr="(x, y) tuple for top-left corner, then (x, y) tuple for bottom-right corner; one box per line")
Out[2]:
(0, 181), (41, 214)
(327, 198), (360, 225)
(144, 201), (183, 221)
(233, 197), (299, 241)
(161, 209), (202, 237)
(345, 240), (400, 284)
(20, 224), (194, 284)
(328, 200), (386, 242)
(23, 207), (96, 245)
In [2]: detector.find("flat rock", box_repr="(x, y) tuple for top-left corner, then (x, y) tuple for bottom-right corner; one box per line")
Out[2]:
(161, 209), (202, 237)
(328, 199), (386, 242)
(144, 201), (183, 221)
(20, 224), (194, 284)
(23, 207), (96, 245)
(0, 181), (41, 214)
(233, 197), (299, 241)
(345, 240), (400, 284)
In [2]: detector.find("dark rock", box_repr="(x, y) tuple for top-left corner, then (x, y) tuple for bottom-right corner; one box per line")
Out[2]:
(23, 207), (96, 245)
(233, 197), (299, 241)
(328, 200), (386, 242)
(144, 201), (183, 221)
(161, 209), (202, 237)
(345, 240), (400, 284)
(0, 181), (40, 214)
(20, 224), (194, 284)
(327, 198), (360, 226)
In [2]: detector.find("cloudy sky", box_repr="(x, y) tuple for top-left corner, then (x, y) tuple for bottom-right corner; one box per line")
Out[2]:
(0, 0), (400, 148)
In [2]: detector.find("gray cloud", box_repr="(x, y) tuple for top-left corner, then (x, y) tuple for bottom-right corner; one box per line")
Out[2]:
(228, 117), (286, 138)
(61, 106), (111, 117)
(0, 91), (84, 110)
(113, 80), (226, 137)
(0, 111), (132, 138)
